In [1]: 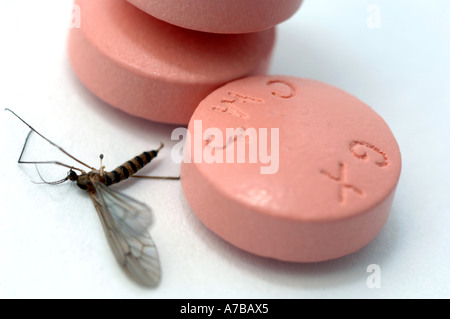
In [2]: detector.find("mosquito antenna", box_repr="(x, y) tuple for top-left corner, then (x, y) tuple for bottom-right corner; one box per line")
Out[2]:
(5, 108), (96, 171)
(32, 164), (70, 185)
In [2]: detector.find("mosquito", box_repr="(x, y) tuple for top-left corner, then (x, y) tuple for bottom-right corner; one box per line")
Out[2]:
(5, 108), (179, 287)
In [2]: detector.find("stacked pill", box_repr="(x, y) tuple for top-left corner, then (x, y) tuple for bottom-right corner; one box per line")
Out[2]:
(127, 0), (304, 34)
(69, 1), (402, 262)
(68, 0), (301, 124)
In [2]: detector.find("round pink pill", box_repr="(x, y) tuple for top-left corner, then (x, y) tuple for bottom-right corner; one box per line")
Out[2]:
(181, 76), (402, 262)
(68, 0), (275, 124)
(127, 0), (303, 34)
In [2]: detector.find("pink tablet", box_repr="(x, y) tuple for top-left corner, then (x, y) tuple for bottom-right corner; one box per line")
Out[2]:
(127, 0), (303, 34)
(68, 0), (275, 124)
(181, 76), (402, 262)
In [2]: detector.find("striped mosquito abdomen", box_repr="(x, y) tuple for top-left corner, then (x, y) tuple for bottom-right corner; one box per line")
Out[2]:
(104, 150), (158, 186)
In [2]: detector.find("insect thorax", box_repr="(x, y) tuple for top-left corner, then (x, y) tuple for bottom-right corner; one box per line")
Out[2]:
(75, 171), (105, 192)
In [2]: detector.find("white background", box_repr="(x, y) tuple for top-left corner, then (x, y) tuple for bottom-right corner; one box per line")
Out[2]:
(0, 0), (449, 299)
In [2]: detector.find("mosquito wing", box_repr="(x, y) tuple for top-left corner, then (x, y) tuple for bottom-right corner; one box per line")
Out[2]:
(89, 181), (161, 287)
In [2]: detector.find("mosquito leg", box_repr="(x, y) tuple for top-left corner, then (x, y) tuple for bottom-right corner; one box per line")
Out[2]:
(17, 130), (85, 172)
(33, 164), (70, 185)
(131, 175), (180, 180)
(18, 160), (85, 173)
(17, 130), (33, 164)
(5, 109), (96, 170)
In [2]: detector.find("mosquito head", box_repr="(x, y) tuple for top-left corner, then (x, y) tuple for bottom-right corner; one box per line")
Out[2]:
(68, 169), (79, 182)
